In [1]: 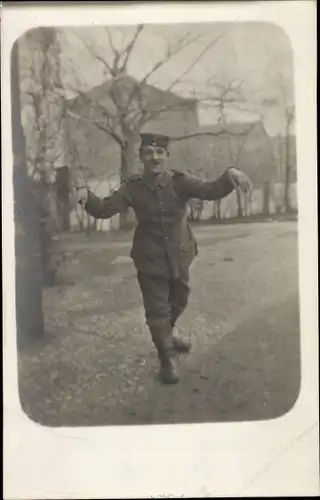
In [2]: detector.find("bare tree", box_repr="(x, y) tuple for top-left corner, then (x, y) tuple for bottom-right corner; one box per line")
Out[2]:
(177, 140), (216, 222)
(254, 72), (296, 214)
(12, 39), (45, 345)
(19, 27), (68, 284)
(207, 80), (281, 218)
(205, 80), (254, 218)
(282, 105), (295, 213)
(20, 28), (66, 181)
(65, 118), (124, 233)
(61, 25), (254, 228)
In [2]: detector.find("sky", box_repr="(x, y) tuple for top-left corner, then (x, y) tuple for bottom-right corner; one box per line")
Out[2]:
(57, 22), (294, 137)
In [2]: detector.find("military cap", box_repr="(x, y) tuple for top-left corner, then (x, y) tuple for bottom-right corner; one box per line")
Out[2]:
(140, 133), (170, 150)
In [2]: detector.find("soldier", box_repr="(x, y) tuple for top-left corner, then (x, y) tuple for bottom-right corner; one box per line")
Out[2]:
(77, 133), (253, 384)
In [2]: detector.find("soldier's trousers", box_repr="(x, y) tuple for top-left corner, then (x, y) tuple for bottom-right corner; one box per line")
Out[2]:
(137, 270), (190, 360)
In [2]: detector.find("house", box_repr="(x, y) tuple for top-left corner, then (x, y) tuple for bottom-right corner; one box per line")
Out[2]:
(64, 76), (200, 230)
(178, 120), (276, 183)
(64, 75), (199, 181)
(180, 122), (298, 218)
(63, 77), (277, 184)
(64, 78), (290, 228)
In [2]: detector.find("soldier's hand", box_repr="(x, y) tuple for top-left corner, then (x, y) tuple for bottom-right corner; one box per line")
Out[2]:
(228, 168), (253, 195)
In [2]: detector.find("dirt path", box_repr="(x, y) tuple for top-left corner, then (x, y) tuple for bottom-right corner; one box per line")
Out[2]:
(18, 222), (300, 427)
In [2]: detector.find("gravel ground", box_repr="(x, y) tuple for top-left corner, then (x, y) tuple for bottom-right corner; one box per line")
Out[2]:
(18, 221), (300, 427)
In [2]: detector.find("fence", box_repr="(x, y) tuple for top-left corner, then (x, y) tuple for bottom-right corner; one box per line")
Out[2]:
(70, 178), (121, 231)
(199, 182), (297, 221)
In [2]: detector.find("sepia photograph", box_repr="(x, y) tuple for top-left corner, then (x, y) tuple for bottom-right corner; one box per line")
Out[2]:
(13, 20), (301, 427)
(2, 2), (318, 498)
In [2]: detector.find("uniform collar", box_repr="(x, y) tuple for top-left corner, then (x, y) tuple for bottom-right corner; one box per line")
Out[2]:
(142, 169), (172, 190)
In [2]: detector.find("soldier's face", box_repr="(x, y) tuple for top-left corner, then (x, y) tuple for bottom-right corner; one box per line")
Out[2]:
(140, 146), (169, 174)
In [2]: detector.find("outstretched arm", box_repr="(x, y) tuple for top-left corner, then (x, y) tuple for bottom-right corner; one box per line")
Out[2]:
(177, 168), (253, 201)
(77, 184), (132, 220)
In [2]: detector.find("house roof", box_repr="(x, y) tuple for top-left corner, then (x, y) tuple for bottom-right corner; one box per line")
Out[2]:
(65, 77), (280, 185)
(193, 120), (266, 137)
(174, 120), (276, 183)
(67, 74), (198, 110)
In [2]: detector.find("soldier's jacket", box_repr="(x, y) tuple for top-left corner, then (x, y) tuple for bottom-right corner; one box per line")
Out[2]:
(85, 168), (235, 279)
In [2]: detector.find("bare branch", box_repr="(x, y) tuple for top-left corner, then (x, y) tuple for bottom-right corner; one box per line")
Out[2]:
(65, 109), (123, 145)
(70, 29), (114, 75)
(104, 26), (119, 60)
(165, 32), (224, 95)
(124, 32), (204, 112)
(64, 83), (120, 130)
(229, 134), (247, 166)
(120, 24), (144, 70)
(138, 100), (196, 127)
(125, 30), (226, 130)
(170, 126), (255, 143)
(212, 85), (254, 168)
(139, 33), (203, 85)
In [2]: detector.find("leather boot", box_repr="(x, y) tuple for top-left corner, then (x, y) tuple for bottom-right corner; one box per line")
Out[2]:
(172, 327), (192, 353)
(158, 353), (180, 385)
(172, 335), (192, 353)
(150, 324), (180, 384)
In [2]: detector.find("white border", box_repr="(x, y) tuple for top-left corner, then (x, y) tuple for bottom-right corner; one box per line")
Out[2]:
(2, 2), (319, 498)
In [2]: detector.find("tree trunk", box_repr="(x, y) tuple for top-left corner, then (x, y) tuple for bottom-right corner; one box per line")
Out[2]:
(216, 200), (221, 219)
(243, 192), (252, 217)
(56, 166), (71, 231)
(284, 155), (291, 213)
(119, 140), (137, 230)
(11, 40), (44, 347)
(78, 215), (84, 232)
(86, 216), (97, 234)
(262, 181), (271, 216)
(212, 200), (221, 219)
(283, 117), (292, 213)
(236, 191), (243, 218)
(76, 203), (86, 232)
(188, 203), (195, 221)
(25, 27), (63, 287)
(249, 193), (253, 216)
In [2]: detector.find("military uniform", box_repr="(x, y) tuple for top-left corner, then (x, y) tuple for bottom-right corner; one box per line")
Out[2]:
(84, 159), (235, 380)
